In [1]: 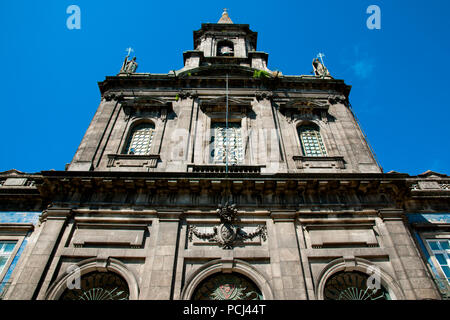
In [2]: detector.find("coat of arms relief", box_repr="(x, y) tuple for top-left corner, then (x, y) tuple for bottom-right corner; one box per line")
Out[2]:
(188, 203), (267, 249)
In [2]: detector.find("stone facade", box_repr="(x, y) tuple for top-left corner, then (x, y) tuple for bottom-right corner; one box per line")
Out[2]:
(0, 12), (449, 300)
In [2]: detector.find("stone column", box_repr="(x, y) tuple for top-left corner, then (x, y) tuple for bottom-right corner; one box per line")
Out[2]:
(7, 208), (71, 300)
(378, 209), (441, 300)
(270, 210), (307, 299)
(145, 211), (182, 300)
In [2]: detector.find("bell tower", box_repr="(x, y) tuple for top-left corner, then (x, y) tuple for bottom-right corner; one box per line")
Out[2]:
(180, 9), (270, 73)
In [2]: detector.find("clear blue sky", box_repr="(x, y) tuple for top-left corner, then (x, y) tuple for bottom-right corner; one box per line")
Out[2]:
(0, 0), (449, 175)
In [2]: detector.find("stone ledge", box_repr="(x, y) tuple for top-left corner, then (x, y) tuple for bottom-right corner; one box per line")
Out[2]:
(107, 154), (160, 168)
(293, 155), (345, 170)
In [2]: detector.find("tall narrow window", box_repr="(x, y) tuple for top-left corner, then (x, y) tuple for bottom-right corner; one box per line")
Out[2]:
(125, 123), (155, 155)
(210, 122), (243, 164)
(0, 241), (16, 275)
(298, 125), (327, 157)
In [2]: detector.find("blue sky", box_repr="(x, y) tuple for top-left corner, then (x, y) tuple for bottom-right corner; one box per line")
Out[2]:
(0, 0), (449, 175)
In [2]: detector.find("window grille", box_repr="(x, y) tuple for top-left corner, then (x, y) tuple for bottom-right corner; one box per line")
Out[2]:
(125, 123), (155, 155)
(0, 242), (16, 275)
(298, 125), (327, 157)
(210, 122), (243, 165)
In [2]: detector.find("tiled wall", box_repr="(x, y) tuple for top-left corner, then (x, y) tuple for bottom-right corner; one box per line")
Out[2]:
(0, 212), (40, 225)
(0, 212), (40, 295)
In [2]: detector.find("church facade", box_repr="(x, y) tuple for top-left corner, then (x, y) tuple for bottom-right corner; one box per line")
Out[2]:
(0, 11), (449, 300)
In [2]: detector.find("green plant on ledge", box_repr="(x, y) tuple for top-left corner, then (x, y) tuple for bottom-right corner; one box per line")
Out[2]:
(253, 69), (272, 79)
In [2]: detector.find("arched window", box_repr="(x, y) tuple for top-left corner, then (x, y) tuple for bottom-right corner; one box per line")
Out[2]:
(324, 271), (390, 300)
(298, 124), (327, 157)
(59, 271), (129, 300)
(125, 122), (155, 155)
(210, 122), (244, 164)
(193, 273), (262, 300)
(217, 40), (234, 57)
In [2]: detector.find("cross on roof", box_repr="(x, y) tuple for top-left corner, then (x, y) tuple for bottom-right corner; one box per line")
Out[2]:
(125, 47), (134, 57)
(317, 52), (326, 65)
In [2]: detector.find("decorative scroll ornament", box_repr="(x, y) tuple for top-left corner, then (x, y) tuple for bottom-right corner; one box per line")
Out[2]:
(188, 202), (267, 250)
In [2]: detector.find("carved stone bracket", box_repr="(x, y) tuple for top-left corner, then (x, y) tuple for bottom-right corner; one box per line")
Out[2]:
(255, 91), (273, 101)
(103, 93), (124, 102)
(177, 90), (198, 100)
(188, 202), (267, 250)
(327, 95), (347, 105)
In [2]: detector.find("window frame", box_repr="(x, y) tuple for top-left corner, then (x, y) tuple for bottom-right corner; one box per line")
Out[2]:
(120, 120), (157, 156)
(425, 238), (450, 283)
(123, 122), (156, 156)
(0, 237), (22, 284)
(417, 231), (450, 284)
(297, 124), (328, 157)
(209, 120), (244, 165)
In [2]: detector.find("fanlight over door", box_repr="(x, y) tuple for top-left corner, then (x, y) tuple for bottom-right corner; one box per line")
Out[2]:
(324, 271), (390, 300)
(193, 273), (262, 300)
(59, 271), (129, 300)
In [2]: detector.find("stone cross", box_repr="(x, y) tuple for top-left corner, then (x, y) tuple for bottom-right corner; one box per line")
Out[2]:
(125, 47), (134, 57)
(317, 52), (326, 66)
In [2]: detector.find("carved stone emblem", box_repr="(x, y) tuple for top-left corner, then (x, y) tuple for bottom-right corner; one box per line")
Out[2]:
(188, 202), (267, 249)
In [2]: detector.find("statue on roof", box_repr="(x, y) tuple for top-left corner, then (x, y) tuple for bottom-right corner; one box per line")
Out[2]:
(312, 53), (331, 77)
(120, 48), (138, 74)
(120, 56), (138, 74)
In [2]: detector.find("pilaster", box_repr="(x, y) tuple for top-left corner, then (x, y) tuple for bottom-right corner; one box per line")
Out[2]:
(270, 210), (307, 300)
(7, 208), (71, 300)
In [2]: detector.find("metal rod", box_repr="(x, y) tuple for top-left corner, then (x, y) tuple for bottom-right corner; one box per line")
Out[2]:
(226, 73), (229, 174)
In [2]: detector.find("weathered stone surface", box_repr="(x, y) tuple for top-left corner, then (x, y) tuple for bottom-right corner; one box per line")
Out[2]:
(1, 12), (448, 302)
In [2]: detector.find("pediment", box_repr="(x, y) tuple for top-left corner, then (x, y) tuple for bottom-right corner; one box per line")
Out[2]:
(0, 169), (26, 176)
(123, 97), (170, 107)
(200, 96), (251, 106)
(282, 98), (329, 110)
(418, 170), (448, 178)
(199, 95), (252, 114)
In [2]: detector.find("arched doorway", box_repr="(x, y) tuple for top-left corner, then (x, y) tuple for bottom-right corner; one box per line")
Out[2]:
(192, 272), (262, 300)
(59, 271), (130, 300)
(324, 271), (390, 300)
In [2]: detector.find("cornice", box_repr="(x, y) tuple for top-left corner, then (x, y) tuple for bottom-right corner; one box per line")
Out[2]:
(98, 73), (351, 98)
(40, 170), (410, 180)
